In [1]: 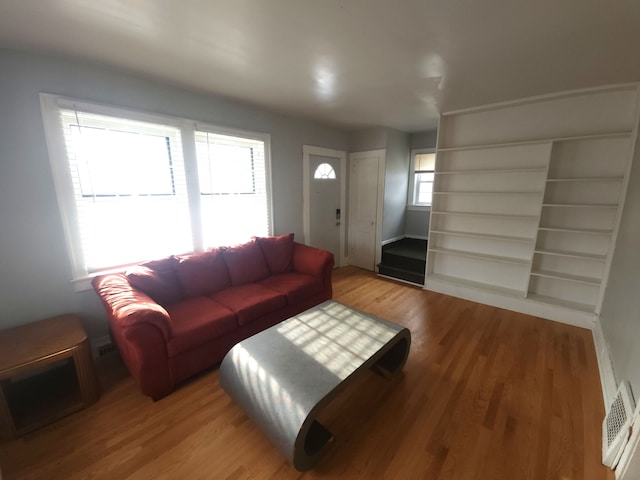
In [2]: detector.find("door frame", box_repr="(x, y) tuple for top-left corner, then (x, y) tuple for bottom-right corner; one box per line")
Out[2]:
(302, 145), (347, 267)
(348, 149), (386, 270)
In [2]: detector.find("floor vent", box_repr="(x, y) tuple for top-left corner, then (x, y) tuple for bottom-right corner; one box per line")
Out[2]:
(603, 381), (635, 468)
(92, 336), (117, 358)
(97, 342), (117, 357)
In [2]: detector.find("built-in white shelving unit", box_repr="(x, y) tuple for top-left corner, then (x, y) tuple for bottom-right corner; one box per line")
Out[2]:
(425, 85), (640, 327)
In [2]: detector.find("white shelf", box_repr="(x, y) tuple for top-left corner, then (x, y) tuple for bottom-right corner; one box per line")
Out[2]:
(534, 248), (607, 261)
(431, 211), (538, 219)
(530, 269), (601, 286)
(437, 131), (632, 152)
(433, 191), (542, 195)
(430, 230), (534, 243)
(436, 168), (545, 175)
(546, 177), (623, 183)
(427, 273), (526, 297)
(538, 226), (612, 235)
(542, 203), (617, 208)
(432, 86), (638, 320)
(429, 247), (530, 265)
(526, 293), (595, 313)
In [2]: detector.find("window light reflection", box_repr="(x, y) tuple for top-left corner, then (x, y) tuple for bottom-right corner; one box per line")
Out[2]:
(276, 302), (396, 380)
(230, 343), (307, 434)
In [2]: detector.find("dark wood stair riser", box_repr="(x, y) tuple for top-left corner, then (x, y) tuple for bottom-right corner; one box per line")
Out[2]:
(379, 238), (427, 285)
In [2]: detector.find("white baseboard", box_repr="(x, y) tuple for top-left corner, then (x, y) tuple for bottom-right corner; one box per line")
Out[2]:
(405, 235), (428, 240)
(424, 275), (596, 329)
(592, 318), (618, 409)
(381, 235), (405, 246)
(377, 273), (424, 287)
(381, 235), (429, 245)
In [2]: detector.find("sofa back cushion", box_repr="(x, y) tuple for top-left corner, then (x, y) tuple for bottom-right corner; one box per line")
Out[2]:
(126, 256), (183, 307)
(223, 239), (270, 285)
(174, 248), (230, 298)
(255, 233), (294, 274)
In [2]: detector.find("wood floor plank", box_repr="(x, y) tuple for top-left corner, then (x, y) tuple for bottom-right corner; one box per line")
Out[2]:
(0, 266), (614, 479)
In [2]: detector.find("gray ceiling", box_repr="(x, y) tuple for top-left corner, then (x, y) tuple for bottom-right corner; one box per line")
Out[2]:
(1, 1), (639, 132)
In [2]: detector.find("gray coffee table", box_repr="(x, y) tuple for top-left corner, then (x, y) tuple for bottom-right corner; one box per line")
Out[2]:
(218, 300), (411, 471)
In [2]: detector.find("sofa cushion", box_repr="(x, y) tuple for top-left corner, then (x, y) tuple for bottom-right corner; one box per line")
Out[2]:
(125, 256), (182, 307)
(174, 248), (230, 298)
(165, 297), (237, 357)
(212, 284), (287, 326)
(223, 239), (270, 286)
(258, 272), (323, 304)
(255, 233), (294, 274)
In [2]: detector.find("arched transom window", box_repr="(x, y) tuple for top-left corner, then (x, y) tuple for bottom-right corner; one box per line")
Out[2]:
(313, 163), (336, 179)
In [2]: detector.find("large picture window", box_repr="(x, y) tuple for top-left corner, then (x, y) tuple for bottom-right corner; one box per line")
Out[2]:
(41, 94), (272, 287)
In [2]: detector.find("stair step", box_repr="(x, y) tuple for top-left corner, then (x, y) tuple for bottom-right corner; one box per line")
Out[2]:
(379, 238), (428, 284)
(382, 238), (427, 259)
(378, 264), (425, 285)
(382, 252), (426, 272)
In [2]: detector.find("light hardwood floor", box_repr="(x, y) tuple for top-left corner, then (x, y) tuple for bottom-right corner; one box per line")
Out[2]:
(0, 266), (614, 479)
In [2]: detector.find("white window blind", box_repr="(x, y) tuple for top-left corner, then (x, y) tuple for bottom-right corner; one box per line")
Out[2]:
(41, 94), (274, 286)
(195, 130), (271, 248)
(58, 109), (193, 272)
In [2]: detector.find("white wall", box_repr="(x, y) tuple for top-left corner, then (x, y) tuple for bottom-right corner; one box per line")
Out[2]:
(348, 127), (388, 152)
(405, 210), (430, 239)
(382, 129), (411, 241)
(0, 48), (348, 338)
(599, 129), (640, 398)
(410, 129), (438, 150)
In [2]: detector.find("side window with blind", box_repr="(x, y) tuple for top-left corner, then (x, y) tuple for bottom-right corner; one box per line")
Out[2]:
(408, 149), (436, 207)
(40, 94), (272, 286)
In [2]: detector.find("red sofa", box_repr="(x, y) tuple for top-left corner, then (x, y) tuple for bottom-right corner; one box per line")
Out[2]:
(92, 234), (334, 400)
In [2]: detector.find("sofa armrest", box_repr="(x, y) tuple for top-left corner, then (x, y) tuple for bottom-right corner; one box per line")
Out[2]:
(292, 243), (334, 276)
(292, 242), (334, 296)
(92, 273), (171, 340)
(92, 273), (174, 400)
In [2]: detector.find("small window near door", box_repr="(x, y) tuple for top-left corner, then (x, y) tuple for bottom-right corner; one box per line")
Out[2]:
(313, 163), (336, 179)
(408, 149), (435, 207)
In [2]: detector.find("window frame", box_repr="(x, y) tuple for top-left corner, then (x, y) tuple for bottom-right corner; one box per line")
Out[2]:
(40, 93), (273, 290)
(407, 148), (436, 211)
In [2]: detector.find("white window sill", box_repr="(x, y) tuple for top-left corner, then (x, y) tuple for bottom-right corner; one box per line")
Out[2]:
(71, 266), (129, 292)
(407, 204), (431, 212)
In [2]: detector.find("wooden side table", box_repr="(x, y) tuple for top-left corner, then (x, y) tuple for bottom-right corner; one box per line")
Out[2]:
(0, 315), (99, 439)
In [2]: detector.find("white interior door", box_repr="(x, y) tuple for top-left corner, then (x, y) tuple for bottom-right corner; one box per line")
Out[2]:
(348, 150), (384, 271)
(303, 146), (346, 266)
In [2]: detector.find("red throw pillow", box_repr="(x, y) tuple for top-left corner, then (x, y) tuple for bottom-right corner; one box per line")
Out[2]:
(255, 233), (294, 274)
(126, 256), (183, 306)
(174, 248), (230, 298)
(223, 239), (270, 285)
